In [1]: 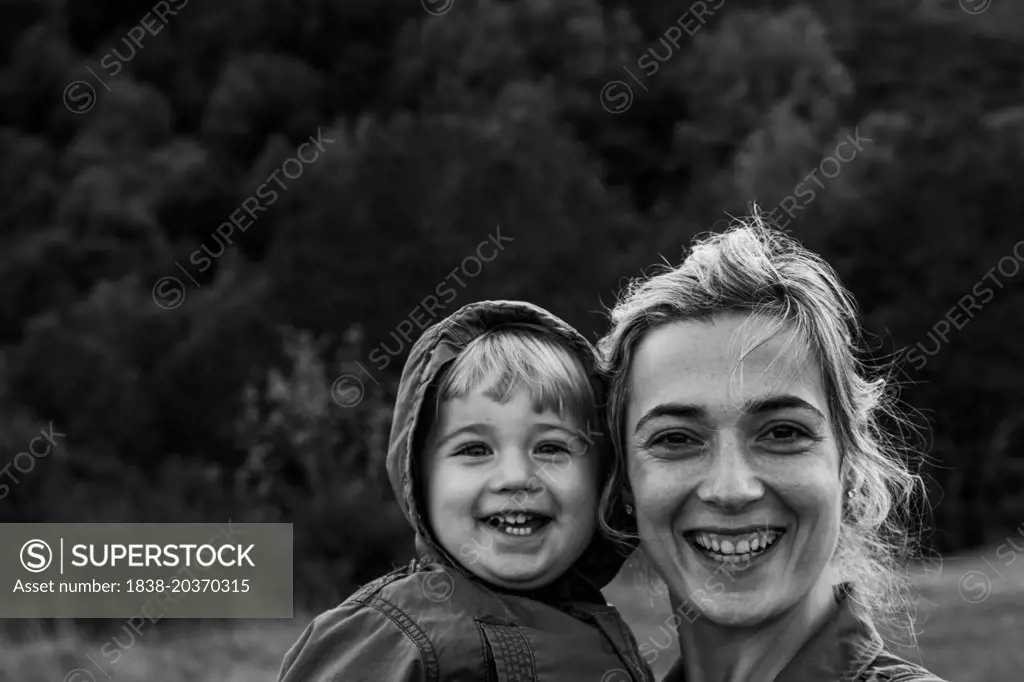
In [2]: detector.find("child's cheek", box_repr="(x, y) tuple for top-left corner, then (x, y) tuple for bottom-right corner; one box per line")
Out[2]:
(564, 454), (601, 511)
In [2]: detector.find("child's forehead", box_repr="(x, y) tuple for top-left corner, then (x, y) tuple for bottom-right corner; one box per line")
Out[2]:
(433, 384), (581, 430)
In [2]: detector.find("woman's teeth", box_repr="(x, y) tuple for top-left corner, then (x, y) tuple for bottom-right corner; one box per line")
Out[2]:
(487, 513), (549, 536)
(691, 529), (783, 563)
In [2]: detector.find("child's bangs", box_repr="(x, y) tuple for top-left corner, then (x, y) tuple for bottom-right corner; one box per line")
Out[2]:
(438, 329), (595, 424)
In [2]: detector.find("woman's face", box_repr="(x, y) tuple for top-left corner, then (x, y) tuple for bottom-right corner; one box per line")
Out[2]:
(625, 313), (843, 628)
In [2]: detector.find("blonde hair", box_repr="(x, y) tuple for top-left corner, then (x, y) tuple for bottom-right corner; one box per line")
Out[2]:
(433, 327), (602, 454)
(596, 211), (927, 635)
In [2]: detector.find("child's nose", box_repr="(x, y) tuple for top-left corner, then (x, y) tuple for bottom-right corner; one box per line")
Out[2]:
(490, 449), (539, 493)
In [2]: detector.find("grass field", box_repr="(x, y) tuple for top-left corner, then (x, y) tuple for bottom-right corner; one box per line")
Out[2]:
(3, 548), (1020, 681)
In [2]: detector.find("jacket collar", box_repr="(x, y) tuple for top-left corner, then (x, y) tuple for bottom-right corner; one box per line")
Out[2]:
(774, 583), (884, 682)
(664, 583), (885, 682)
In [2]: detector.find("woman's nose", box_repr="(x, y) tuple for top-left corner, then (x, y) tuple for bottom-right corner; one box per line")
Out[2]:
(696, 437), (765, 510)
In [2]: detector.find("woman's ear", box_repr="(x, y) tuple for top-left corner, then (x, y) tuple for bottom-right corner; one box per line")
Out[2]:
(839, 460), (861, 495)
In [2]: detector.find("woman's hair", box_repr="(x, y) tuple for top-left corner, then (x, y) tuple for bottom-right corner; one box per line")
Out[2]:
(596, 210), (927, 634)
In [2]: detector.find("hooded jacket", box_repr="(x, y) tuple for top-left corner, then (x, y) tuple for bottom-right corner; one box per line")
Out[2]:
(279, 301), (652, 682)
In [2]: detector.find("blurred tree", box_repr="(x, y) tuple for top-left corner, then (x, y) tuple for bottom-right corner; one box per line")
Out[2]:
(0, 129), (57, 242)
(235, 325), (413, 607)
(0, 23), (77, 135)
(201, 52), (326, 165)
(670, 5), (854, 213)
(150, 137), (241, 246)
(150, 263), (279, 466)
(0, 0), (50, 63)
(267, 100), (640, 350)
(9, 278), (161, 457)
(1, 0), (1022, 615)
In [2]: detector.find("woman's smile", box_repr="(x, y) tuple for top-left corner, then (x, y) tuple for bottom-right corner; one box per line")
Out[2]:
(682, 526), (787, 571)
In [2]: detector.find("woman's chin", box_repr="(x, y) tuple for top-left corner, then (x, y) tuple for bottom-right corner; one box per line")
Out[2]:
(690, 593), (778, 628)
(671, 568), (787, 629)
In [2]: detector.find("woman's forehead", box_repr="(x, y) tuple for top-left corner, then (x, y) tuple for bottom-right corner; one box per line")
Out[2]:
(627, 315), (826, 416)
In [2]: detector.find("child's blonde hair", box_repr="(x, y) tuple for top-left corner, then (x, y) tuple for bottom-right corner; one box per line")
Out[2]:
(433, 327), (599, 435)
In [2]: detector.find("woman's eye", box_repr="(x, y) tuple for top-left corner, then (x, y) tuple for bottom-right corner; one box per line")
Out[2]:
(767, 426), (800, 440)
(649, 431), (702, 449)
(764, 425), (806, 441)
(454, 443), (491, 458)
(759, 424), (818, 452)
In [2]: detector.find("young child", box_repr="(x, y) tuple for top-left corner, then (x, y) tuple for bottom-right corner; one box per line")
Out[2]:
(279, 300), (652, 682)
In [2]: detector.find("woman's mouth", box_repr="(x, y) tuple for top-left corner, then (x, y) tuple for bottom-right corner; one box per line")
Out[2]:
(483, 512), (553, 536)
(684, 528), (785, 566)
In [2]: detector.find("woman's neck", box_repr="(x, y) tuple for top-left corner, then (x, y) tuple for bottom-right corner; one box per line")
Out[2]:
(676, 578), (838, 682)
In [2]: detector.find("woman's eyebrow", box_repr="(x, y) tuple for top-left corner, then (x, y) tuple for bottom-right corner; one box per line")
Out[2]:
(633, 396), (826, 434)
(633, 403), (706, 434)
(742, 395), (825, 421)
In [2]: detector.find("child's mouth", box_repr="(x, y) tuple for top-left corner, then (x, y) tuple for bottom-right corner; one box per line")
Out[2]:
(483, 512), (553, 536)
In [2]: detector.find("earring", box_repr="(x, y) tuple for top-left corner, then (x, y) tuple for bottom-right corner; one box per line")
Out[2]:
(625, 504), (633, 515)
(846, 489), (854, 499)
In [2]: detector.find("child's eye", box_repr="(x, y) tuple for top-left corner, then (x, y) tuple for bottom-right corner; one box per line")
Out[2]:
(534, 442), (571, 458)
(453, 443), (492, 458)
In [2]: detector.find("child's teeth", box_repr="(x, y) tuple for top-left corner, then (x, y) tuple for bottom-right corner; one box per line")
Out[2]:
(488, 512), (551, 535)
(495, 513), (544, 525)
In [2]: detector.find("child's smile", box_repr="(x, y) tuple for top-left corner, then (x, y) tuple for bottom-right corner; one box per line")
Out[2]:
(483, 510), (553, 536)
(424, 386), (600, 590)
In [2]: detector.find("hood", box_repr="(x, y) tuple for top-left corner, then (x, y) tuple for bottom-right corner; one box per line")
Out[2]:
(385, 300), (636, 598)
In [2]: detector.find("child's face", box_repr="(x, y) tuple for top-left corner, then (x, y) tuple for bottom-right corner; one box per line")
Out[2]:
(423, 385), (600, 590)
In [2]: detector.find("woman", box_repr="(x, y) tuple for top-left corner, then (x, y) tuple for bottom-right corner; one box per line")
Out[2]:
(597, 214), (946, 682)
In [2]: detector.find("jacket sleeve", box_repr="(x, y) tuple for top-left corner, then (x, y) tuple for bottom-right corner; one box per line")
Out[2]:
(278, 600), (429, 682)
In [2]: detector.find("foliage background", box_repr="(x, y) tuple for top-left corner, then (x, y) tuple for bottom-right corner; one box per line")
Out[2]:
(1, 0), (1023, 678)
